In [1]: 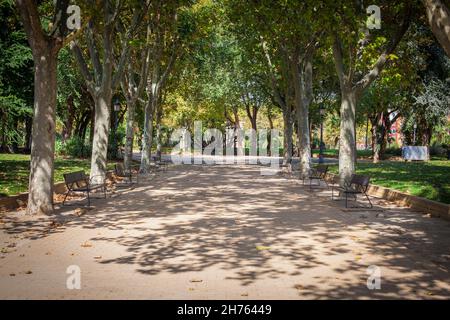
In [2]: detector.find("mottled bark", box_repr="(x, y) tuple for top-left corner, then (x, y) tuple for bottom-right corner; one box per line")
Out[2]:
(139, 19), (178, 172)
(16, 0), (69, 215)
(90, 93), (112, 184)
(155, 102), (163, 160)
(338, 88), (357, 183)
(260, 39), (293, 164)
(72, 2), (144, 182)
(245, 104), (258, 131)
(282, 106), (294, 164)
(331, 4), (411, 184)
(424, 0), (450, 57)
(27, 46), (58, 215)
(292, 53), (313, 178)
(140, 96), (156, 173)
(123, 101), (136, 171)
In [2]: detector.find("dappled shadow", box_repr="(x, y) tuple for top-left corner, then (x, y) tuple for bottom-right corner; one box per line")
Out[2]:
(19, 164), (446, 299)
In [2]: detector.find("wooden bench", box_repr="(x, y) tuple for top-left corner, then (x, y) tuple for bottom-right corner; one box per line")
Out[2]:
(62, 171), (106, 207)
(114, 163), (139, 186)
(331, 174), (373, 208)
(303, 165), (329, 190)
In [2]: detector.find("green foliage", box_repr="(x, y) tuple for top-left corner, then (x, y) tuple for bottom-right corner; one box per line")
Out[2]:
(0, 1), (33, 149)
(330, 160), (450, 204)
(61, 136), (92, 158)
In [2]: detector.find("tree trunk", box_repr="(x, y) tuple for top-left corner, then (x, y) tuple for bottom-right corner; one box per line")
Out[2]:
(89, 105), (95, 144)
(338, 87), (357, 185)
(90, 92), (112, 184)
(267, 110), (274, 156)
(15, 0), (70, 215)
(370, 116), (378, 162)
(424, 0), (450, 57)
(63, 95), (75, 141)
(140, 97), (156, 173)
(156, 124), (162, 159)
(27, 47), (58, 215)
(370, 117), (377, 155)
(124, 100), (136, 172)
(282, 105), (293, 164)
(292, 57), (312, 178)
(245, 105), (258, 131)
(373, 113), (384, 163)
(155, 103), (163, 160)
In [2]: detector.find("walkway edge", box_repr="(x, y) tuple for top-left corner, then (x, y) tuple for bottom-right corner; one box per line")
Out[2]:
(326, 173), (450, 221)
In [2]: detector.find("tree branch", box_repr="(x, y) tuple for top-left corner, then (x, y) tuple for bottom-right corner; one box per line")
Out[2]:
(354, 2), (412, 97)
(70, 41), (95, 94)
(15, 0), (46, 54)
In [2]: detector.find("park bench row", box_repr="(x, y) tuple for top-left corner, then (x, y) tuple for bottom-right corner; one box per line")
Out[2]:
(302, 165), (373, 209)
(62, 158), (170, 207)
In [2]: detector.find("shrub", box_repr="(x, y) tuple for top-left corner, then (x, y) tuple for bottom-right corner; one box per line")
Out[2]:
(55, 137), (65, 156)
(429, 143), (446, 156)
(385, 147), (402, 157)
(64, 136), (92, 158)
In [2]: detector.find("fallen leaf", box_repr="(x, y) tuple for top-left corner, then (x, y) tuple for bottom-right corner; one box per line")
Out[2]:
(25, 270), (32, 275)
(241, 293), (249, 297)
(256, 246), (271, 251)
(81, 242), (93, 248)
(9, 273), (15, 277)
(49, 221), (62, 229)
(94, 256), (102, 260)
(74, 208), (87, 217)
(190, 279), (203, 283)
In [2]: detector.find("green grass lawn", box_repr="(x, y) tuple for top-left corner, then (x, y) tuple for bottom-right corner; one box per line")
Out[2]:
(329, 161), (450, 204)
(0, 154), (114, 197)
(1, 153), (449, 205)
(312, 149), (381, 158)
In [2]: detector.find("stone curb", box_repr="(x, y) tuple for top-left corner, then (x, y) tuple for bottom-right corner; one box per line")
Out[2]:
(325, 173), (450, 221)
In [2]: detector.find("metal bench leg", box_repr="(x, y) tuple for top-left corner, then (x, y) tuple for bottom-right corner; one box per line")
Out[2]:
(87, 190), (91, 207)
(365, 192), (373, 208)
(62, 190), (70, 206)
(345, 193), (348, 208)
